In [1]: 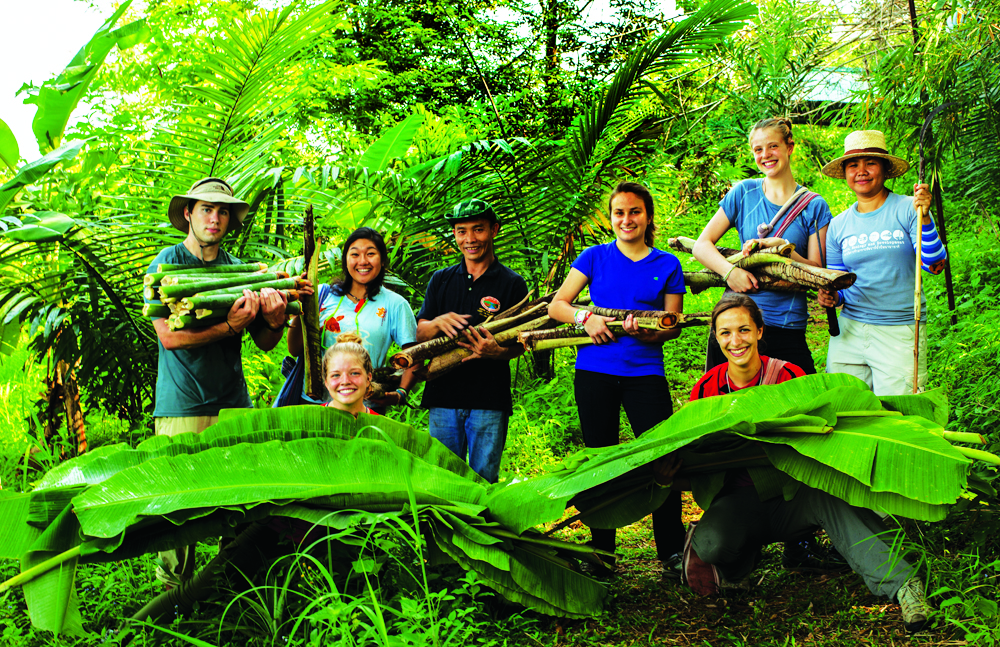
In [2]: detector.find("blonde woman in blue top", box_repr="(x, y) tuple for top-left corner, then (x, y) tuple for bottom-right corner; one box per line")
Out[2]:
(549, 181), (687, 576)
(693, 118), (833, 374)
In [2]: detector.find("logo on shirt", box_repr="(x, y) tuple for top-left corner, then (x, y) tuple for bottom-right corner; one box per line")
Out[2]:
(324, 315), (344, 333)
(481, 296), (501, 313)
(376, 306), (387, 325)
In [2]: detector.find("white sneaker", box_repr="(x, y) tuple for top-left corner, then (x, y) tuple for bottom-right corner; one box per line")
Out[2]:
(896, 577), (930, 632)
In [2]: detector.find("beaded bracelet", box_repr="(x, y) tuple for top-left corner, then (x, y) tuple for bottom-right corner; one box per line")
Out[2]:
(395, 388), (408, 403)
(722, 265), (736, 282)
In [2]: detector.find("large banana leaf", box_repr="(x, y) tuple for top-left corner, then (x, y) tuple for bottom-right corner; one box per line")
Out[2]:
(486, 374), (971, 533)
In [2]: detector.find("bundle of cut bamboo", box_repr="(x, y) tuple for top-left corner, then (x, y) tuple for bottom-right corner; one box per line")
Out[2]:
(387, 293), (711, 384)
(143, 263), (304, 331)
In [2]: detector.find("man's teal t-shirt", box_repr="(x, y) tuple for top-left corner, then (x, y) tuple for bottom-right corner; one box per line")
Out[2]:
(146, 244), (253, 417)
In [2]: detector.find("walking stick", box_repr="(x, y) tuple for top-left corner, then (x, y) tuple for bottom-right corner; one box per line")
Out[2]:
(913, 103), (955, 393)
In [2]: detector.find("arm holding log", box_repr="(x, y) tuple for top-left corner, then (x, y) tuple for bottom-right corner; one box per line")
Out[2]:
(623, 293), (684, 343)
(693, 208), (759, 293)
(548, 268), (617, 345)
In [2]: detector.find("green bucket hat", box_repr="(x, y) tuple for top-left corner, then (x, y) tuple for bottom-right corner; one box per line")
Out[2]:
(168, 177), (250, 236)
(447, 198), (499, 226)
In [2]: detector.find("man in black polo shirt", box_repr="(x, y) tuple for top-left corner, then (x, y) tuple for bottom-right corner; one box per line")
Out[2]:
(416, 199), (528, 483)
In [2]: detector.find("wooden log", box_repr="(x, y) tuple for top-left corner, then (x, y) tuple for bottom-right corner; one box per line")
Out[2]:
(684, 271), (805, 295)
(667, 236), (794, 263)
(391, 302), (549, 369)
(412, 315), (551, 382)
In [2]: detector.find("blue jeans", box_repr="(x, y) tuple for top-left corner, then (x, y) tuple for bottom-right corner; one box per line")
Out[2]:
(428, 408), (509, 483)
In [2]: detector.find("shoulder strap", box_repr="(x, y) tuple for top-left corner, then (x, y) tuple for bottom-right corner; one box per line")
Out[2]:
(774, 191), (820, 238)
(761, 357), (789, 386)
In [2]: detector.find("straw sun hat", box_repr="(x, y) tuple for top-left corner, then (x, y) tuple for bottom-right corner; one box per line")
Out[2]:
(167, 177), (250, 235)
(821, 130), (910, 180)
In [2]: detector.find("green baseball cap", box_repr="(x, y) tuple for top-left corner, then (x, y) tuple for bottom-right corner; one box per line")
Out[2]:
(447, 198), (499, 226)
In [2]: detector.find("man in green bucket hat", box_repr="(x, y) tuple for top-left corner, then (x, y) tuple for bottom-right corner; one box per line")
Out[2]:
(415, 198), (528, 483)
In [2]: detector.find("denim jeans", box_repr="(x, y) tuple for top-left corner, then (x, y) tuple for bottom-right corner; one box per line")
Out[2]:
(428, 408), (509, 483)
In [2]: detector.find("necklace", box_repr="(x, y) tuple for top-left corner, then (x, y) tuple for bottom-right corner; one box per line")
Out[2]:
(726, 364), (762, 393)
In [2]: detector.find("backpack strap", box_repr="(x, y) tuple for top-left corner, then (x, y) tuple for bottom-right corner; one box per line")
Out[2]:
(773, 191), (820, 238)
(761, 357), (789, 386)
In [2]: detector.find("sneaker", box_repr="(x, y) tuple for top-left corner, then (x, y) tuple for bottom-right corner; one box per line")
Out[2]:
(896, 577), (930, 633)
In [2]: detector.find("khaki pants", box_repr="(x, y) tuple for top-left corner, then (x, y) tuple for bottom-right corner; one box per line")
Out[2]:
(826, 317), (928, 396)
(153, 415), (218, 587)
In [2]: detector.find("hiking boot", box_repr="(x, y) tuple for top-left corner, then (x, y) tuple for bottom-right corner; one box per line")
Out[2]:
(660, 552), (682, 581)
(896, 577), (930, 632)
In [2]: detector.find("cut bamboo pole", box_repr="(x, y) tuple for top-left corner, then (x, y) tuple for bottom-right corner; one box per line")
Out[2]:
(156, 262), (267, 273)
(142, 304), (171, 318)
(158, 272), (287, 302)
(390, 302), (548, 369)
(300, 205), (323, 399)
(192, 277), (298, 297)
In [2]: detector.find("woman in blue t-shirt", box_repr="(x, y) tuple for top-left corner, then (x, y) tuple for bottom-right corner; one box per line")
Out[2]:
(549, 181), (687, 576)
(693, 118), (833, 373)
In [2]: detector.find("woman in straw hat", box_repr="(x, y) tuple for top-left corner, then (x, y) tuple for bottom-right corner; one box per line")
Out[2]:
(693, 118), (833, 375)
(818, 130), (946, 395)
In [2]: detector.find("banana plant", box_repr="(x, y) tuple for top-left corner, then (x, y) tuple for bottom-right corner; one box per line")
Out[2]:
(1, 373), (992, 637)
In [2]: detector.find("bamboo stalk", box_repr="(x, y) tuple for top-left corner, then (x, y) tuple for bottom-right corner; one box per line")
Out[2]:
(667, 237), (794, 262)
(391, 302), (548, 369)
(168, 314), (226, 331)
(190, 277), (299, 298)
(492, 291), (555, 321)
(142, 304), (171, 318)
(301, 205), (323, 399)
(156, 262), (267, 273)
(193, 302), (302, 320)
(158, 272), (286, 301)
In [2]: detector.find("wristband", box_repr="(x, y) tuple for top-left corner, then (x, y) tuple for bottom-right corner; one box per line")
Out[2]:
(574, 309), (592, 327)
(394, 388), (408, 403)
(226, 320), (238, 336)
(722, 265), (736, 282)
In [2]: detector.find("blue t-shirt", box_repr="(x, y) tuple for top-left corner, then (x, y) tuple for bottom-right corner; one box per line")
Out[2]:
(303, 286), (417, 403)
(571, 242), (686, 377)
(826, 192), (927, 325)
(146, 244), (253, 417)
(719, 179), (833, 329)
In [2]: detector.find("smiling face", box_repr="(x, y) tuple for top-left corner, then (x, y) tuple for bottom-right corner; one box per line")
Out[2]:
(610, 191), (650, 246)
(324, 353), (371, 413)
(749, 127), (794, 179)
(844, 156), (887, 200)
(453, 217), (499, 265)
(346, 238), (383, 287)
(714, 306), (763, 371)
(185, 200), (230, 246)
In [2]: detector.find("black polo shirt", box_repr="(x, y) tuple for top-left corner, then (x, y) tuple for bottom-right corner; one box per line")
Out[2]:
(417, 258), (528, 413)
